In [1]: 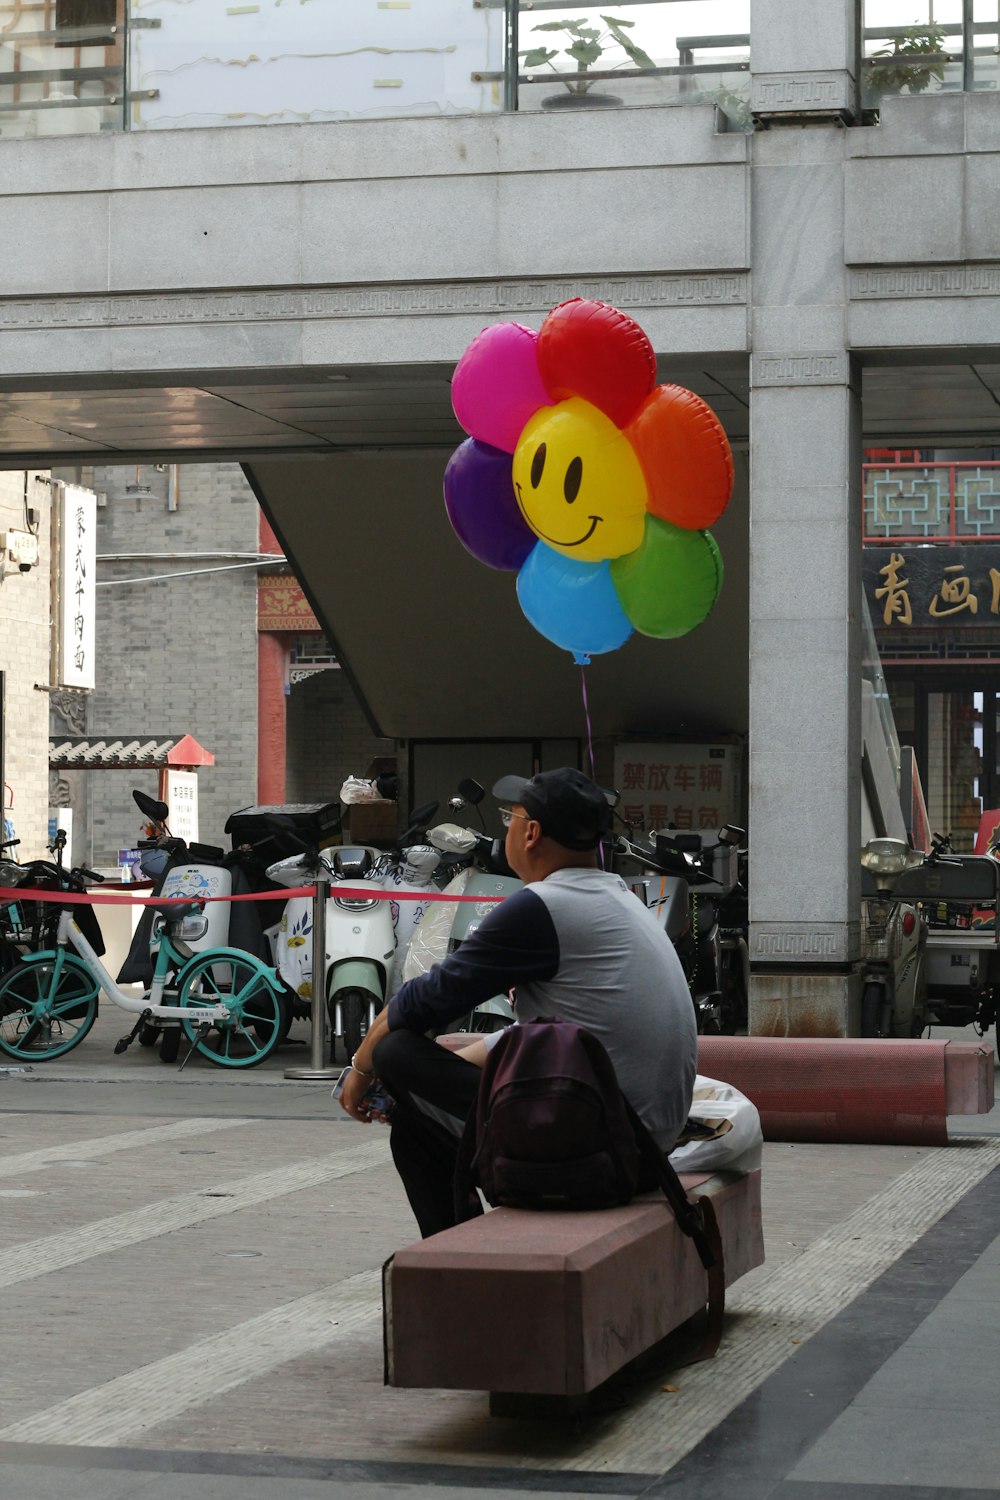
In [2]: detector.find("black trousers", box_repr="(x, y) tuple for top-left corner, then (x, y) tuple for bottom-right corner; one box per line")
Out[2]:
(372, 1029), (484, 1239)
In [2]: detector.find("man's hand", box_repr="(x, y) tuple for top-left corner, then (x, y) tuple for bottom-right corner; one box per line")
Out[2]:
(338, 1005), (391, 1122)
(339, 1064), (377, 1122)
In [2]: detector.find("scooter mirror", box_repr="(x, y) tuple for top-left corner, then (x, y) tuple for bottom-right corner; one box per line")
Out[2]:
(428, 822), (479, 856)
(458, 778), (485, 805)
(719, 824), (746, 846)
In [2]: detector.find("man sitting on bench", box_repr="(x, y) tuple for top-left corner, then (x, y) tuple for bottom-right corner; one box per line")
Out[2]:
(338, 768), (696, 1239)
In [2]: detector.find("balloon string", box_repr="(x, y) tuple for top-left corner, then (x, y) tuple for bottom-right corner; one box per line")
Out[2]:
(580, 663), (605, 869)
(581, 663), (596, 779)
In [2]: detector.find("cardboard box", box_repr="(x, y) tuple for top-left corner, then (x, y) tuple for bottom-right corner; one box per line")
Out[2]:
(347, 799), (398, 845)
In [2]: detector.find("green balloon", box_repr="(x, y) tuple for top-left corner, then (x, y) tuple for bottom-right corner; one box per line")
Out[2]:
(610, 516), (723, 638)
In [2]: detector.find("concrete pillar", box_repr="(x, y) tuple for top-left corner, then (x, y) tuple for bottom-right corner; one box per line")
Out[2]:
(750, 0), (860, 125)
(748, 0), (862, 1036)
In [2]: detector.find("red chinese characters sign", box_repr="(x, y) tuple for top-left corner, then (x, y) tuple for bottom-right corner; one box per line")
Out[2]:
(612, 742), (742, 833)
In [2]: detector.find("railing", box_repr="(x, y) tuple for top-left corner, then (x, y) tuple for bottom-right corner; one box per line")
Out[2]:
(0, 0), (750, 138)
(861, 10), (1000, 108)
(864, 461), (1000, 545)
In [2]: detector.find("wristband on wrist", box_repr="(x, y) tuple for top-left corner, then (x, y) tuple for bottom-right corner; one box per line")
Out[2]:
(351, 1054), (374, 1078)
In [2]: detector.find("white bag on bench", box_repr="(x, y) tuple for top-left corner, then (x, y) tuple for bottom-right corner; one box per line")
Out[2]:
(669, 1074), (763, 1175)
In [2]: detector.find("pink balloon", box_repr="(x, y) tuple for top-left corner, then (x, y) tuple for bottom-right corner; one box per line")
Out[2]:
(451, 323), (552, 454)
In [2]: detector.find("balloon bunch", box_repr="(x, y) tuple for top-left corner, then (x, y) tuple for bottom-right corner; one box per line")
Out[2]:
(444, 298), (734, 663)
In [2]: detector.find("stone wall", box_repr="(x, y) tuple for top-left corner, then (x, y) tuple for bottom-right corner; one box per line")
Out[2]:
(81, 463), (260, 864)
(0, 469), (51, 861)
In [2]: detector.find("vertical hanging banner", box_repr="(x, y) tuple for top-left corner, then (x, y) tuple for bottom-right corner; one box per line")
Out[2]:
(166, 770), (200, 844)
(58, 484), (97, 691)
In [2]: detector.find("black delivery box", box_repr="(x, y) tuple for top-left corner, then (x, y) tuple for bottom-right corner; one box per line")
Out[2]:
(225, 802), (342, 867)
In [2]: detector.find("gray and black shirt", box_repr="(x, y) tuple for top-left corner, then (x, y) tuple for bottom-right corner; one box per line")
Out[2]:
(387, 866), (697, 1152)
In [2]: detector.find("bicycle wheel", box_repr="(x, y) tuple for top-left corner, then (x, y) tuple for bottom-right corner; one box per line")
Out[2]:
(0, 951), (98, 1060)
(177, 952), (282, 1068)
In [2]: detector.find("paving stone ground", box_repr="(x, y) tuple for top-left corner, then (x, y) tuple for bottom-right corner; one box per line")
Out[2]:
(1, 1005), (997, 1500)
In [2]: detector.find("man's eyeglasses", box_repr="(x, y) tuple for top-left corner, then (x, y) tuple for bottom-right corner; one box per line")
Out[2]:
(499, 807), (530, 829)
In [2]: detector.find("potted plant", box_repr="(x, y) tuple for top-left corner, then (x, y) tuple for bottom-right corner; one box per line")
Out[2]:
(520, 14), (656, 110)
(865, 21), (948, 100)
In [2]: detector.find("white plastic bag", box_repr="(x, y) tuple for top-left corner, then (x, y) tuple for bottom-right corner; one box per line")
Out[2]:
(339, 776), (380, 805)
(668, 1074), (763, 1175)
(401, 868), (472, 983)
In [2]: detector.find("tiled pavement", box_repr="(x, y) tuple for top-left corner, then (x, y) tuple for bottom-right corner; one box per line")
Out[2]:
(0, 1008), (997, 1500)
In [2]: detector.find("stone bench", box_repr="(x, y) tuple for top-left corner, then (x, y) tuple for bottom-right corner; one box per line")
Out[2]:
(383, 1167), (763, 1408)
(696, 1037), (995, 1145)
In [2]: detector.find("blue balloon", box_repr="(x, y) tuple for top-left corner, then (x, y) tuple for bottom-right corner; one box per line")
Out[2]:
(516, 542), (632, 661)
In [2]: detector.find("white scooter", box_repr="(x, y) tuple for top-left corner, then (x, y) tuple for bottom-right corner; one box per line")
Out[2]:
(404, 818), (521, 1032)
(267, 801), (440, 1060)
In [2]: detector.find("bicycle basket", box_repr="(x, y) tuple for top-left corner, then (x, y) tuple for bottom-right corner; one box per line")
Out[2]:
(862, 898), (900, 963)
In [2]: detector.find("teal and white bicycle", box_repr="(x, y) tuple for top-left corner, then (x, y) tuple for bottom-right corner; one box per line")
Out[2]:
(0, 889), (285, 1069)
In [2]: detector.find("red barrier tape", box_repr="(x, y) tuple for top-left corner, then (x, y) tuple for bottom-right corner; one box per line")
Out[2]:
(0, 885), (505, 907)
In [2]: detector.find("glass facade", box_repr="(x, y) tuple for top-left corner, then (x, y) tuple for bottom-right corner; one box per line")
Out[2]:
(510, 1), (750, 125)
(0, 0), (749, 138)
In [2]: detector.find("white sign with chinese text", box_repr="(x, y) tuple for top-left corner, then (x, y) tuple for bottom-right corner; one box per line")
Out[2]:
(613, 742), (743, 834)
(58, 485), (96, 691)
(166, 770), (199, 844)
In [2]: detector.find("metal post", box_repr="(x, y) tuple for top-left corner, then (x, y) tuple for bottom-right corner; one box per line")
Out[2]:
(284, 868), (339, 1081)
(503, 0), (519, 113)
(962, 0), (975, 94)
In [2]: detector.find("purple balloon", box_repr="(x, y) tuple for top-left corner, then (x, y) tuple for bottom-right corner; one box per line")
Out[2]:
(443, 438), (536, 571)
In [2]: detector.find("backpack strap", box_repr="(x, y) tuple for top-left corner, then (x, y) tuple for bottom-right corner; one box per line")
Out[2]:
(622, 1097), (716, 1266)
(623, 1096), (726, 1362)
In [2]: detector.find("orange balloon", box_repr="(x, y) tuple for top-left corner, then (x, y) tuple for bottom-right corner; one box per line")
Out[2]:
(626, 384), (734, 530)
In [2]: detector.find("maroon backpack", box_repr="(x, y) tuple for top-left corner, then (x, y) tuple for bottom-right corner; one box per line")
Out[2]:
(453, 1018), (717, 1276)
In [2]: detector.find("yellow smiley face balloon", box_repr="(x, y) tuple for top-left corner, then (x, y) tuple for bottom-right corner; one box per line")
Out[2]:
(511, 397), (648, 562)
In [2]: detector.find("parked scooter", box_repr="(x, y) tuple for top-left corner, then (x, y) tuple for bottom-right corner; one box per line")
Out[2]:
(859, 836), (929, 1038)
(267, 801), (441, 1060)
(407, 802), (521, 1032)
(913, 831), (1000, 1052)
(616, 824), (745, 1034)
(716, 841), (750, 1034)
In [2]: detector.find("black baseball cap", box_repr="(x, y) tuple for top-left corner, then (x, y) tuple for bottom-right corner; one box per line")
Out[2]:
(492, 768), (614, 851)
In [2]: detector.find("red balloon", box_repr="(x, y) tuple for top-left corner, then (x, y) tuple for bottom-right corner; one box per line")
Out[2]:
(626, 384), (734, 530)
(537, 299), (656, 428)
